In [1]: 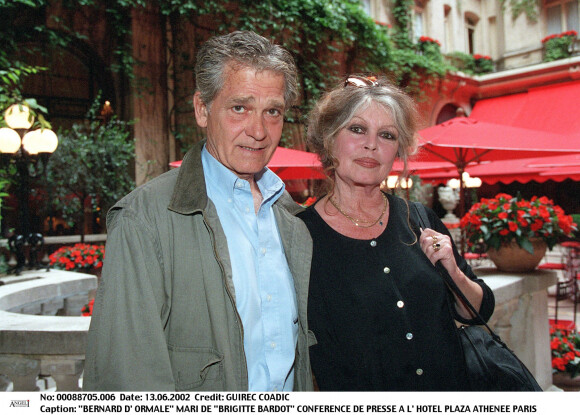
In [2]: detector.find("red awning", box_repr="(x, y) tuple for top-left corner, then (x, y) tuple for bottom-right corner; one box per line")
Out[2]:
(418, 153), (580, 185)
(470, 80), (580, 135)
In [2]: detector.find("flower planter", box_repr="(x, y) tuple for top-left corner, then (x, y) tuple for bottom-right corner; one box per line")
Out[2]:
(552, 372), (580, 391)
(487, 239), (547, 273)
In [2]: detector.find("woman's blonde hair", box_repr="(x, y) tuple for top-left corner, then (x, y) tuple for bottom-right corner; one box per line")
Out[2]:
(306, 76), (419, 187)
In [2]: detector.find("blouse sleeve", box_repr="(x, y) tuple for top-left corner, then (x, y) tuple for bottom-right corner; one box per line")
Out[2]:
(426, 207), (495, 325)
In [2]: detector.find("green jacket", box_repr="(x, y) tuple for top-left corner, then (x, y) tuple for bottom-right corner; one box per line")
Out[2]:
(83, 140), (314, 391)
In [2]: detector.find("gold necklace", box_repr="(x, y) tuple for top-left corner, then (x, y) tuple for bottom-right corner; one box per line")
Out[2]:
(329, 192), (388, 228)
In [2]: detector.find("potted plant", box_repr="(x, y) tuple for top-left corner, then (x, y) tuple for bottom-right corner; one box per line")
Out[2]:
(460, 193), (577, 272)
(551, 327), (580, 391)
(417, 36), (442, 61)
(49, 243), (105, 276)
(542, 30), (577, 62)
(472, 54), (493, 74)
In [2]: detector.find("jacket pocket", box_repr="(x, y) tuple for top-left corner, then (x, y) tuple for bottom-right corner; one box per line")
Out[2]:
(167, 345), (224, 391)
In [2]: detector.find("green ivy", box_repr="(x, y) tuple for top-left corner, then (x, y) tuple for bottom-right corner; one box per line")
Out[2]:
(499, 0), (539, 23)
(1, 0), (451, 151)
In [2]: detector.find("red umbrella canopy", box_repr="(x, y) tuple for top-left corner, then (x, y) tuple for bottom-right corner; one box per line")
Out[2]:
(418, 153), (580, 185)
(169, 146), (325, 180)
(417, 117), (580, 218)
(417, 117), (580, 169)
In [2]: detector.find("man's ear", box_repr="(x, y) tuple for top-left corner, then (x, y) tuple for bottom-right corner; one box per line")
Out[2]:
(193, 92), (208, 128)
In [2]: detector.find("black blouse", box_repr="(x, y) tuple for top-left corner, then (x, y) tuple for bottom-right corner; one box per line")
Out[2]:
(298, 194), (494, 391)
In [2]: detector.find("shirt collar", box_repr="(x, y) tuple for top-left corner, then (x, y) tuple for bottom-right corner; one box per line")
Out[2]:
(201, 145), (285, 206)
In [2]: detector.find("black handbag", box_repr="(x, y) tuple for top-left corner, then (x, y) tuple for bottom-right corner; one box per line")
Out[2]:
(412, 202), (543, 391)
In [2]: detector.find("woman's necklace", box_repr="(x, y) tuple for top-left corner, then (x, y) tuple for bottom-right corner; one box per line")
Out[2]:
(329, 192), (388, 228)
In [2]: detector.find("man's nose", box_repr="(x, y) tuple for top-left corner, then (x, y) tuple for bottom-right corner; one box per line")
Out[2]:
(246, 113), (267, 141)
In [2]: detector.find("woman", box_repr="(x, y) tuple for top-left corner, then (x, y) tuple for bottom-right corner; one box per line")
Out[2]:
(299, 75), (495, 391)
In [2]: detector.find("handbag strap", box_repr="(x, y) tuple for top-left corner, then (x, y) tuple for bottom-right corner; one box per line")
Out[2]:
(411, 202), (506, 346)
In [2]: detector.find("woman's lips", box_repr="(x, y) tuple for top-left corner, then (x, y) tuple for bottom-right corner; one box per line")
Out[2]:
(354, 157), (380, 168)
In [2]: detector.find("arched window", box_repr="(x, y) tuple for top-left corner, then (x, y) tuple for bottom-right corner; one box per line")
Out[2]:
(436, 103), (461, 125)
(444, 4), (453, 53)
(464, 12), (480, 55)
(18, 40), (115, 131)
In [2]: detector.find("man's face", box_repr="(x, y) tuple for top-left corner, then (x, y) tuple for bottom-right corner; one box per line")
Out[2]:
(194, 64), (286, 181)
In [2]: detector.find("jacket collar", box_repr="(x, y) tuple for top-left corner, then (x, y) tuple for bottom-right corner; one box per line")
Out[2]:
(168, 139), (305, 217)
(168, 140), (209, 214)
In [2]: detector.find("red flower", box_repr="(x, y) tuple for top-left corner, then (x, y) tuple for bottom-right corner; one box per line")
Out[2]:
(496, 193), (513, 200)
(82, 299), (95, 317)
(49, 243), (105, 273)
(461, 193), (577, 254)
(418, 36), (441, 46)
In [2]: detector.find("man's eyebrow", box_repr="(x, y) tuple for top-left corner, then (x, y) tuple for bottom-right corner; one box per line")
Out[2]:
(226, 96), (254, 106)
(227, 96), (285, 110)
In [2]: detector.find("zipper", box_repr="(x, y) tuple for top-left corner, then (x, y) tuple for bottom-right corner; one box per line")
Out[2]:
(202, 213), (249, 384)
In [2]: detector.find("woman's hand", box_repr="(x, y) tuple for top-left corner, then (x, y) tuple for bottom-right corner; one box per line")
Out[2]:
(419, 227), (483, 319)
(419, 228), (459, 277)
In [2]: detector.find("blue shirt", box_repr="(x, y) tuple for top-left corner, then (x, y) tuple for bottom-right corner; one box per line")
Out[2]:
(202, 146), (298, 391)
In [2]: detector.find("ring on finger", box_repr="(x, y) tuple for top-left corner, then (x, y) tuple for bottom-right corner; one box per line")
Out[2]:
(432, 235), (438, 243)
(433, 242), (441, 252)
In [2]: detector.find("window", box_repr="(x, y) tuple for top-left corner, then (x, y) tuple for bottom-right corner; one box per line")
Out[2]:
(414, 10), (424, 40)
(362, 0), (371, 16)
(545, 0), (580, 34)
(414, 0), (428, 41)
(444, 5), (452, 53)
(464, 13), (480, 55)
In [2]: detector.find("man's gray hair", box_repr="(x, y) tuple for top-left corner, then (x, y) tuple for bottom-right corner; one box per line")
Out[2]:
(195, 31), (298, 110)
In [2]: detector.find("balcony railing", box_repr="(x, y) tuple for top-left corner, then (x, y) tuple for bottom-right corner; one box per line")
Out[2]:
(0, 269), (97, 391)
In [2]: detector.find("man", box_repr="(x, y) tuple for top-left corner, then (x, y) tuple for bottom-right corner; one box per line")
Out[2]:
(83, 31), (314, 391)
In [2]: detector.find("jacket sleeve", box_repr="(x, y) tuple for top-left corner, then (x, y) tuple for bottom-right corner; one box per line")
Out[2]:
(427, 208), (495, 325)
(83, 207), (175, 391)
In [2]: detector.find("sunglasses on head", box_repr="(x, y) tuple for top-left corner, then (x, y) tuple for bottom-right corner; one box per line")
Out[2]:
(344, 75), (379, 88)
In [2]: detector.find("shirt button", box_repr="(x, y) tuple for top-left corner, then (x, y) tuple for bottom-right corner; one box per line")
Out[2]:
(271, 342), (276, 349)
(397, 301), (404, 308)
(370, 240), (377, 247)
(245, 207), (250, 213)
(416, 368), (423, 376)
(261, 247), (267, 255)
(227, 198), (232, 203)
(267, 295), (272, 302)
(235, 182), (243, 188)
(383, 267), (390, 274)
(406, 333), (413, 340)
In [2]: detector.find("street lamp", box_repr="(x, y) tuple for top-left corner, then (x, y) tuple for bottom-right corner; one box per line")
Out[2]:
(0, 103), (58, 274)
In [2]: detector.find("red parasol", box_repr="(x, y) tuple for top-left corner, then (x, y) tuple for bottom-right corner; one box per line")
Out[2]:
(416, 116), (580, 217)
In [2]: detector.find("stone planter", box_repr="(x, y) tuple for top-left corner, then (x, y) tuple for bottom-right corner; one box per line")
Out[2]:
(487, 239), (547, 273)
(552, 372), (580, 391)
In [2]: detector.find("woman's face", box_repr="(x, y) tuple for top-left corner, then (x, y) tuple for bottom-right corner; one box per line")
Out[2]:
(332, 101), (400, 188)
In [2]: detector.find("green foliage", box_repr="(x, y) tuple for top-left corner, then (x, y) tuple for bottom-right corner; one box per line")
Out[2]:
(445, 52), (493, 75)
(418, 40), (443, 62)
(1, 0), (450, 152)
(543, 35), (575, 62)
(43, 96), (135, 236)
(500, 0), (539, 23)
(571, 213), (580, 240)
